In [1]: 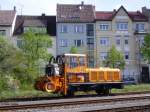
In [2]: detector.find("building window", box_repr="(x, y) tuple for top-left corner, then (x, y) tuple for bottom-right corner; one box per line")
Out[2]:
(74, 25), (84, 33)
(61, 25), (68, 33)
(87, 44), (94, 50)
(87, 38), (94, 44)
(116, 22), (128, 31)
(17, 39), (23, 48)
(100, 52), (108, 60)
(116, 39), (120, 45)
(24, 27), (46, 34)
(74, 40), (83, 47)
(100, 37), (109, 46)
(135, 23), (144, 31)
(99, 23), (109, 30)
(86, 24), (94, 36)
(124, 52), (129, 60)
(124, 35), (129, 45)
(125, 39), (129, 45)
(60, 39), (68, 47)
(0, 30), (6, 36)
(139, 36), (144, 47)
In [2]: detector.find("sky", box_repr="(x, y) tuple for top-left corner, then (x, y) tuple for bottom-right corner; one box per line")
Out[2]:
(0, 0), (150, 15)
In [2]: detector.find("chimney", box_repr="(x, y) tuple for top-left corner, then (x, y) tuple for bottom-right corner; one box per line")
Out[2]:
(113, 9), (116, 12)
(42, 13), (46, 17)
(14, 6), (16, 11)
(142, 7), (147, 13)
(81, 1), (84, 6)
(137, 10), (141, 14)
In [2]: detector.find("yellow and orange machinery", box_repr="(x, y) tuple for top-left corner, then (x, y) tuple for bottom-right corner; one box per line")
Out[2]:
(35, 54), (123, 96)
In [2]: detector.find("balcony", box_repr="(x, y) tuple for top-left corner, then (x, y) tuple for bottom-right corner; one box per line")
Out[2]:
(134, 29), (147, 35)
(87, 38), (94, 44)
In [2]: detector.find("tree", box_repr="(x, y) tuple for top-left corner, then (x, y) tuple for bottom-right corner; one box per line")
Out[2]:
(141, 34), (150, 64)
(70, 46), (78, 54)
(0, 36), (25, 90)
(20, 30), (52, 77)
(0, 36), (25, 73)
(103, 45), (125, 69)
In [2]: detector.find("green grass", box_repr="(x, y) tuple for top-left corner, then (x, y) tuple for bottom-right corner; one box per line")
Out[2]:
(0, 84), (150, 100)
(112, 84), (150, 93)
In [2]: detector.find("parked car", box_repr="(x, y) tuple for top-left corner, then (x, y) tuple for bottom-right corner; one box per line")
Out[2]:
(123, 77), (137, 85)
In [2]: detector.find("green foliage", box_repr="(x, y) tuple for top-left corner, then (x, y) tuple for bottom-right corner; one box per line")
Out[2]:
(21, 30), (52, 63)
(19, 30), (53, 84)
(141, 34), (150, 63)
(70, 46), (78, 54)
(103, 45), (125, 69)
(0, 36), (25, 91)
(0, 37), (25, 73)
(0, 31), (52, 92)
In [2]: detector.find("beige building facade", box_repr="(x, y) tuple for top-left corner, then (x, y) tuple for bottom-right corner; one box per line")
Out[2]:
(95, 6), (148, 82)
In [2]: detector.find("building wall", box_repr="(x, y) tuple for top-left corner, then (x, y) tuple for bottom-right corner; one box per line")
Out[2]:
(95, 8), (141, 81)
(57, 23), (88, 55)
(0, 26), (12, 37)
(48, 36), (56, 57)
(142, 7), (150, 33)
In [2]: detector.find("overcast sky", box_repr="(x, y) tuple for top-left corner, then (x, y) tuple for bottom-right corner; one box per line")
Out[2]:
(0, 0), (150, 15)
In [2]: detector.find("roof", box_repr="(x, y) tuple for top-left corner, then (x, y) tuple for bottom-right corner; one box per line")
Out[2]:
(23, 20), (47, 27)
(96, 11), (114, 21)
(128, 11), (148, 22)
(0, 10), (16, 26)
(14, 15), (56, 36)
(57, 3), (95, 23)
(96, 6), (148, 22)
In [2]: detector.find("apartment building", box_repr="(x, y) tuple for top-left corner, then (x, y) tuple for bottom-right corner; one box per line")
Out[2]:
(13, 14), (56, 56)
(56, 2), (96, 67)
(56, 3), (149, 82)
(95, 6), (148, 81)
(0, 8), (17, 41)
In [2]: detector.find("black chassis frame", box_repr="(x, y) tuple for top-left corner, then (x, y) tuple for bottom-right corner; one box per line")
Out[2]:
(68, 82), (124, 92)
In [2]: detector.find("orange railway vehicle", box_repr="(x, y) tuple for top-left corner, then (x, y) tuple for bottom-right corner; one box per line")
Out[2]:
(35, 54), (123, 96)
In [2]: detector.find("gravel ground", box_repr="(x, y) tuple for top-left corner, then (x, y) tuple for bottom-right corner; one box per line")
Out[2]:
(1, 93), (150, 112)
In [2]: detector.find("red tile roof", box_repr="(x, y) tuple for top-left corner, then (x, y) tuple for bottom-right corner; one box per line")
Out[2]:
(128, 11), (148, 21)
(96, 10), (148, 22)
(96, 11), (114, 21)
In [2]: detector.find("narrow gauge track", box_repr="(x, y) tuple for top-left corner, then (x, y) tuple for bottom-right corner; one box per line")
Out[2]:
(0, 93), (150, 111)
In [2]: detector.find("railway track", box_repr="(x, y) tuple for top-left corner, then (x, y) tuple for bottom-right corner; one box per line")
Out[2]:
(0, 93), (150, 111)
(1, 91), (150, 102)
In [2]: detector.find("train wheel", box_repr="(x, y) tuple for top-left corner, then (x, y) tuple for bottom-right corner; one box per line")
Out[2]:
(44, 82), (55, 92)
